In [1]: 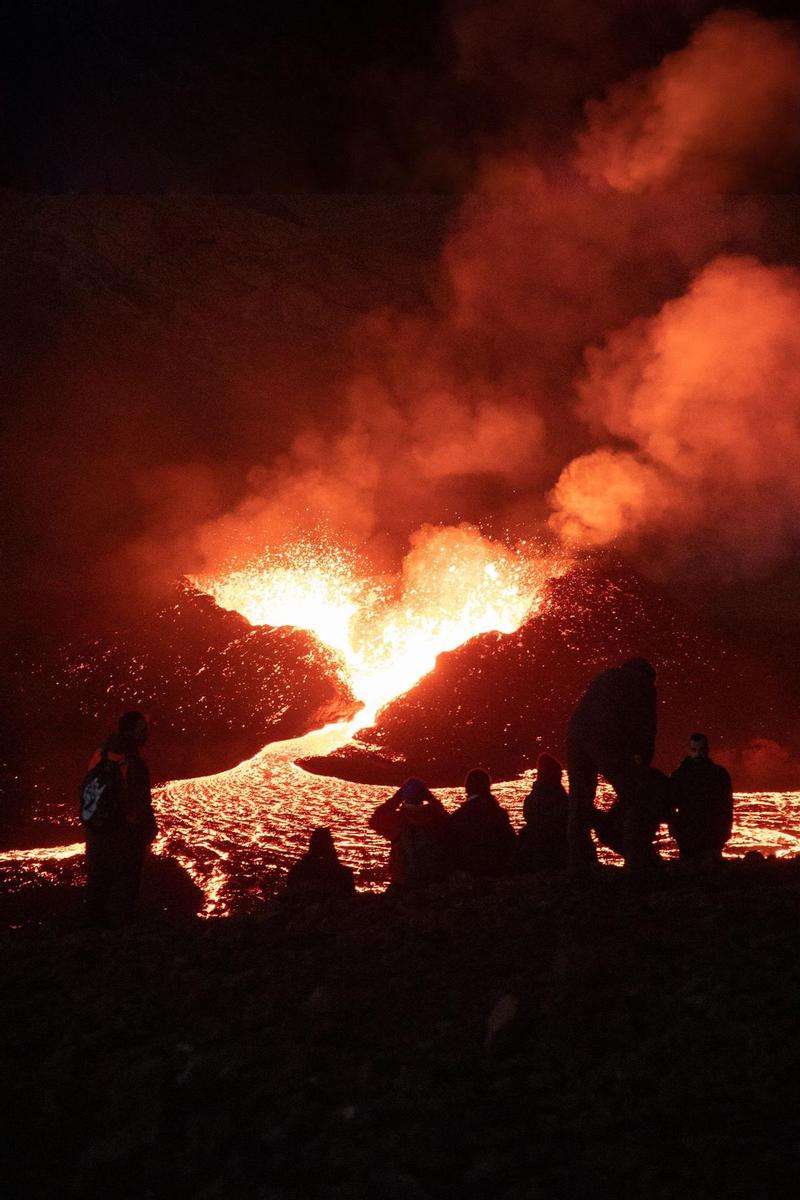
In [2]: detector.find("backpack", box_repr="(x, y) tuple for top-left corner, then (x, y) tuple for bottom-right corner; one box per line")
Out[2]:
(79, 751), (126, 832)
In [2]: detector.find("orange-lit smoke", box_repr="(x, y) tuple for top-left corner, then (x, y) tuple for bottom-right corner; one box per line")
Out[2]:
(138, 9), (800, 608)
(576, 10), (800, 192)
(194, 524), (552, 722)
(189, 310), (545, 575)
(717, 738), (800, 792)
(549, 254), (800, 575)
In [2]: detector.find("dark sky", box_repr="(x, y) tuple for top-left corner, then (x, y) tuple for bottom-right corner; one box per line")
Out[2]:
(4, 0), (799, 193)
(1, 1), (447, 191)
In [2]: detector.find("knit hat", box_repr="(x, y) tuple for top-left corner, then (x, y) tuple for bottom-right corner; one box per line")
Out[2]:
(399, 777), (429, 805)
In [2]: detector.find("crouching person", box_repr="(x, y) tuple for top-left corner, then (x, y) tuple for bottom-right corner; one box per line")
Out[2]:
(669, 733), (733, 864)
(369, 778), (448, 891)
(81, 711), (158, 927)
(282, 827), (356, 901)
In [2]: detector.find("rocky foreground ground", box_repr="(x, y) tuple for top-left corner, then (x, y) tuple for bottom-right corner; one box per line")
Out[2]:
(4, 861), (800, 1199)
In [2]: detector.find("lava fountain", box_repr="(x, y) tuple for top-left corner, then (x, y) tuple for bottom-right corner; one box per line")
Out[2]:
(193, 525), (555, 724)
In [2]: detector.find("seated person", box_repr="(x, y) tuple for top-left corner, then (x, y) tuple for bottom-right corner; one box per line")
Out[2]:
(447, 768), (516, 877)
(369, 777), (448, 889)
(517, 753), (568, 871)
(669, 733), (733, 861)
(282, 827), (356, 900)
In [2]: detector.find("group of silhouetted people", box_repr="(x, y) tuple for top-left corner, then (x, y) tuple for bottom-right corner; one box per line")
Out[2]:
(283, 657), (734, 902)
(83, 657), (735, 922)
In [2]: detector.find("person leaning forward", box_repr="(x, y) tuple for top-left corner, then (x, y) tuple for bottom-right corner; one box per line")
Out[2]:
(84, 710), (158, 926)
(566, 658), (657, 876)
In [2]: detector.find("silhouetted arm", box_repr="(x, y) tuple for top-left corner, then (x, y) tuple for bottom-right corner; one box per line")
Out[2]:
(368, 792), (403, 840)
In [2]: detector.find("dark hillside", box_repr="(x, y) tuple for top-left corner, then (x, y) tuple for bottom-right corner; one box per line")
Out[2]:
(3, 862), (800, 1198)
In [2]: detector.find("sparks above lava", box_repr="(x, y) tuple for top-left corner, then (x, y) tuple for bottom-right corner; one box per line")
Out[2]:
(193, 525), (553, 725)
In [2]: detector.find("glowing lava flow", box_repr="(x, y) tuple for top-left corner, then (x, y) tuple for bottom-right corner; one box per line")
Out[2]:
(193, 526), (552, 722)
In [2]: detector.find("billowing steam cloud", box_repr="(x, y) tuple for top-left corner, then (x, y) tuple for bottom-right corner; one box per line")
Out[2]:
(549, 254), (800, 576)
(192, 312), (545, 574)
(6, 6), (800, 640)
(576, 9), (800, 192)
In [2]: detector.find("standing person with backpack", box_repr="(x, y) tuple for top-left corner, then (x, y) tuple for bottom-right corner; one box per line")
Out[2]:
(81, 710), (158, 926)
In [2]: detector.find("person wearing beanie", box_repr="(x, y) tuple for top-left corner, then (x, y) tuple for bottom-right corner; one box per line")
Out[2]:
(517, 753), (569, 872)
(446, 768), (517, 877)
(368, 777), (448, 890)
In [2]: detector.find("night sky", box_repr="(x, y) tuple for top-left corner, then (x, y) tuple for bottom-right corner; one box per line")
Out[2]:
(4, 1), (799, 194)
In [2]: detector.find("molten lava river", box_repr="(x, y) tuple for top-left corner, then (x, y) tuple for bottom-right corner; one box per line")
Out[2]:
(3, 531), (800, 918)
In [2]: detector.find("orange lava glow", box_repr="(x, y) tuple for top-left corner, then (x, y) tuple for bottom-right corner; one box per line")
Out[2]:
(193, 526), (556, 724)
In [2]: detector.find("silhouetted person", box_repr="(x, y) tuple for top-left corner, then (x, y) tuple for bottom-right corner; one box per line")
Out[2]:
(517, 753), (568, 871)
(369, 777), (448, 890)
(566, 657), (657, 875)
(283, 827), (356, 901)
(84, 711), (157, 926)
(669, 733), (733, 862)
(593, 765), (670, 870)
(447, 768), (516, 877)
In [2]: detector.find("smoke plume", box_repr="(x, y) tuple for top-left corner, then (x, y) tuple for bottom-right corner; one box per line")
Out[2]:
(549, 254), (800, 577)
(184, 8), (800, 598)
(576, 9), (800, 192)
(5, 7), (800, 645)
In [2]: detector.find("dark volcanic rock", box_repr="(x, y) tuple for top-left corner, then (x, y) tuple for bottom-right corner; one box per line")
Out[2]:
(302, 557), (793, 786)
(2, 582), (357, 845)
(3, 863), (800, 1198)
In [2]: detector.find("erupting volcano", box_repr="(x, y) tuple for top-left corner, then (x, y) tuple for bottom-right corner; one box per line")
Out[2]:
(193, 525), (556, 724)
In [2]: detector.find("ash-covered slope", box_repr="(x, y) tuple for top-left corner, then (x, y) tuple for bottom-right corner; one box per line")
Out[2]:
(1, 582), (357, 846)
(303, 558), (793, 787)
